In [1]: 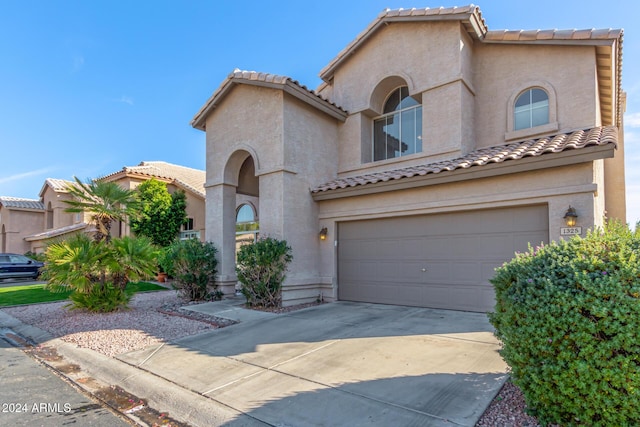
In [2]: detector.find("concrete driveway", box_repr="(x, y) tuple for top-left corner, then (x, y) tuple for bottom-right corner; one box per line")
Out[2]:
(118, 301), (507, 426)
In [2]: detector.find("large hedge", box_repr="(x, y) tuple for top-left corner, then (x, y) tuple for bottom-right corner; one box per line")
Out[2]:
(489, 221), (640, 426)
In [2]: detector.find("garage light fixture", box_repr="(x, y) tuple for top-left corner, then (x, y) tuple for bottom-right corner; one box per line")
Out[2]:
(563, 206), (578, 227)
(319, 227), (328, 240)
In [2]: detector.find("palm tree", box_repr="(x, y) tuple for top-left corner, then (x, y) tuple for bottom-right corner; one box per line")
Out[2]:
(64, 177), (138, 243)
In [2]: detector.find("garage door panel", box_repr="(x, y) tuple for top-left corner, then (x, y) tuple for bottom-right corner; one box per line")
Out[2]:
(424, 261), (450, 281)
(400, 261), (427, 282)
(338, 204), (549, 312)
(377, 261), (400, 279)
(514, 232), (546, 249)
(450, 235), (479, 257)
(339, 260), (360, 280)
(362, 239), (385, 258)
(423, 236), (453, 259)
(339, 240), (361, 259)
(359, 261), (381, 280)
(451, 262), (481, 282)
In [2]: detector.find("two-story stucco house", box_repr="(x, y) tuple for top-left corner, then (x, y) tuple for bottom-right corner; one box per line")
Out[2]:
(191, 5), (625, 312)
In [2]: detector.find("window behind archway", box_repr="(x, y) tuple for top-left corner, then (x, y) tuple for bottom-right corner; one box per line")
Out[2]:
(514, 88), (549, 131)
(236, 204), (259, 254)
(373, 86), (422, 161)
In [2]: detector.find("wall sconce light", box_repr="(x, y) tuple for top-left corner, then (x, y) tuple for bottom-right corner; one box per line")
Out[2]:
(563, 206), (578, 227)
(319, 227), (328, 240)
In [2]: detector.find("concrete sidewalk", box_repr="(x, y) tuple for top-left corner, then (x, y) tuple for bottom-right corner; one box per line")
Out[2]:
(1, 300), (508, 426)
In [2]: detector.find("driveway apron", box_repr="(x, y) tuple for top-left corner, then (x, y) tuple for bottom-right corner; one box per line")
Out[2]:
(117, 301), (507, 426)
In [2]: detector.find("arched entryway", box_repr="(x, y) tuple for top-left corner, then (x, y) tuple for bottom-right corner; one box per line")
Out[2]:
(207, 149), (260, 294)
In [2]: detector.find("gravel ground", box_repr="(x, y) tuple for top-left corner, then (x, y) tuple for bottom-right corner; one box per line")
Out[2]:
(2, 290), (544, 426)
(2, 290), (230, 358)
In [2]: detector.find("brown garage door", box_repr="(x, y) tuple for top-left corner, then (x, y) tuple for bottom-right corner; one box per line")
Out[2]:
(338, 205), (548, 312)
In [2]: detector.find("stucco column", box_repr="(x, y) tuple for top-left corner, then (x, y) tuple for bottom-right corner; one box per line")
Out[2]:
(205, 182), (237, 294)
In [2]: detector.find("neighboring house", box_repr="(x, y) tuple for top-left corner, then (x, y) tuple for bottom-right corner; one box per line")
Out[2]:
(99, 161), (206, 241)
(1, 161), (206, 253)
(192, 5), (625, 311)
(25, 178), (91, 253)
(0, 197), (46, 253)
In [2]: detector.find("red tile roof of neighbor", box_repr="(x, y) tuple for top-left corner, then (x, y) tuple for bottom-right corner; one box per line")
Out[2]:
(100, 161), (206, 198)
(312, 126), (618, 193)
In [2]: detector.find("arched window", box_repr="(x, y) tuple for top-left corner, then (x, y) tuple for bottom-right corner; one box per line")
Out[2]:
(514, 88), (549, 131)
(373, 86), (422, 161)
(46, 202), (53, 229)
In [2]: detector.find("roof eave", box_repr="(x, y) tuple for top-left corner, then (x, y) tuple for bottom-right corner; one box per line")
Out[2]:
(312, 143), (615, 201)
(191, 73), (347, 131)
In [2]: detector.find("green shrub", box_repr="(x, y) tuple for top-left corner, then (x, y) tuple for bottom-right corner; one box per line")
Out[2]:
(236, 236), (292, 308)
(68, 284), (132, 312)
(489, 221), (640, 426)
(44, 234), (158, 312)
(24, 251), (46, 262)
(166, 239), (218, 301)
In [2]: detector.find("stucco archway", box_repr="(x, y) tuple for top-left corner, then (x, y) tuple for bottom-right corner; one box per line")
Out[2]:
(208, 149), (260, 294)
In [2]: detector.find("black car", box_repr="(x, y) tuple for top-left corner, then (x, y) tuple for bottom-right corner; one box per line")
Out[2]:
(0, 253), (44, 280)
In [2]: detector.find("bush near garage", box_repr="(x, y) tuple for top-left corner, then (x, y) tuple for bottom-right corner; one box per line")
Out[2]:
(489, 221), (640, 426)
(236, 236), (292, 308)
(164, 238), (219, 301)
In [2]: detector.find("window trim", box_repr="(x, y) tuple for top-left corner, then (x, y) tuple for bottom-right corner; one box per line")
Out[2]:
(372, 86), (423, 162)
(505, 81), (558, 141)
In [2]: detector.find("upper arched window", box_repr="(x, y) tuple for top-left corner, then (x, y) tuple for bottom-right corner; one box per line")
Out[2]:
(514, 88), (549, 131)
(373, 86), (422, 161)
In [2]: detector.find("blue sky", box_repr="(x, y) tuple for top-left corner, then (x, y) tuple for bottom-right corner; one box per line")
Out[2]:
(1, 1), (638, 223)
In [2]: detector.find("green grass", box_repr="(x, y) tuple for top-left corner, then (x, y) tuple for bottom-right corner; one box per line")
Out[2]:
(0, 281), (167, 307)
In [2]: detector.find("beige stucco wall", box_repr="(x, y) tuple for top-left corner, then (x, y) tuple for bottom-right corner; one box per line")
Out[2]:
(41, 186), (76, 231)
(0, 207), (44, 253)
(473, 43), (598, 149)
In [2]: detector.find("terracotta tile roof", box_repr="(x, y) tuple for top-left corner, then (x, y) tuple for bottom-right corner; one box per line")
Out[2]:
(0, 196), (44, 210)
(312, 126), (617, 193)
(191, 69), (348, 131)
(25, 223), (89, 241)
(484, 28), (623, 42)
(45, 178), (74, 192)
(100, 161), (206, 198)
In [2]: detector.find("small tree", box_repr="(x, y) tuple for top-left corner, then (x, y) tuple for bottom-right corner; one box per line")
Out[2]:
(236, 236), (292, 308)
(489, 221), (640, 426)
(130, 179), (187, 247)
